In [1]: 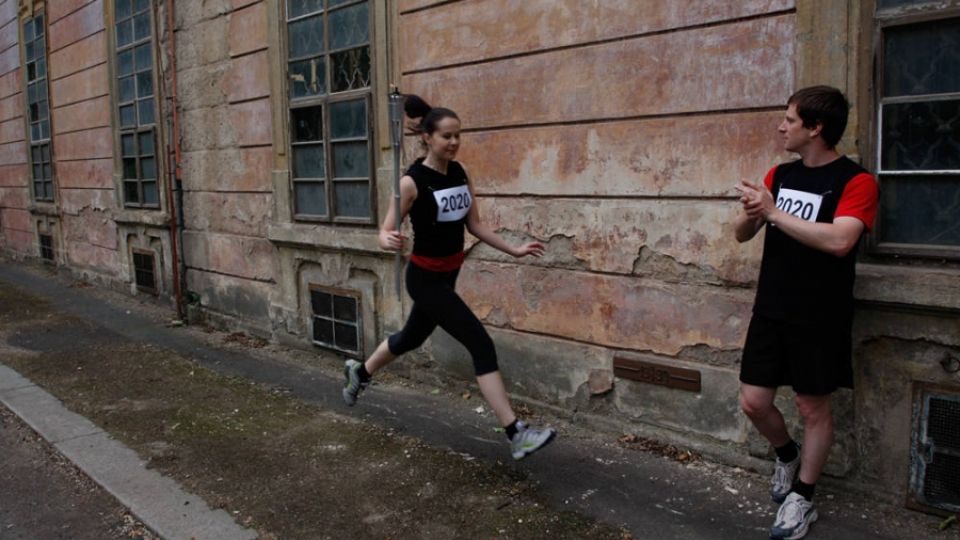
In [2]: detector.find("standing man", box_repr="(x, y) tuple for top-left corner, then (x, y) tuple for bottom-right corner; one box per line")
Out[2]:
(734, 86), (878, 540)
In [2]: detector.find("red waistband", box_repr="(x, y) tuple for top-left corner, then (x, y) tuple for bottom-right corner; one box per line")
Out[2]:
(410, 252), (465, 272)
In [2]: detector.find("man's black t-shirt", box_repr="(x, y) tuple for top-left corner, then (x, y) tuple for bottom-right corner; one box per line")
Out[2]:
(753, 157), (874, 324)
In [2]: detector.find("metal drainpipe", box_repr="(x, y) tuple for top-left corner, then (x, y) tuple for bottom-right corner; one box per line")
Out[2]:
(164, 0), (186, 321)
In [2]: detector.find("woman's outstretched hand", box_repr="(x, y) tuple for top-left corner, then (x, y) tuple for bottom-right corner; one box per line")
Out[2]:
(511, 241), (546, 258)
(379, 229), (406, 251)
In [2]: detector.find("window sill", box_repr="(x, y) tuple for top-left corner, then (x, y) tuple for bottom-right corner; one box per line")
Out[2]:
(855, 263), (960, 314)
(28, 203), (58, 216)
(268, 221), (384, 255)
(113, 209), (169, 227)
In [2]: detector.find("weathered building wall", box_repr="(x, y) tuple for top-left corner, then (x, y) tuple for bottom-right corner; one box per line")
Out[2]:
(0, 0), (29, 256)
(399, 0), (794, 448)
(176, 0), (277, 332)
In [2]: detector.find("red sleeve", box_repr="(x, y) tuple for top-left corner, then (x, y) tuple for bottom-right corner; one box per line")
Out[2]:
(763, 166), (776, 191)
(834, 173), (879, 230)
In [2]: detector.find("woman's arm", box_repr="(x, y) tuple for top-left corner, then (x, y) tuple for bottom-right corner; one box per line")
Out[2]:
(464, 176), (544, 258)
(379, 175), (418, 251)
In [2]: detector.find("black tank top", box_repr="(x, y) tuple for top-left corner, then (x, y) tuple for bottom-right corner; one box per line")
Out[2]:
(754, 157), (868, 324)
(406, 158), (472, 257)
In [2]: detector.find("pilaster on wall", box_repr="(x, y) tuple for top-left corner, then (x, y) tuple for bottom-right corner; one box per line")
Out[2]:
(794, 0), (861, 155)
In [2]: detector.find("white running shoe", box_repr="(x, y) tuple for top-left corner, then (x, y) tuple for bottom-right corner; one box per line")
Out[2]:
(342, 359), (369, 406)
(770, 492), (818, 540)
(771, 445), (801, 503)
(509, 420), (556, 460)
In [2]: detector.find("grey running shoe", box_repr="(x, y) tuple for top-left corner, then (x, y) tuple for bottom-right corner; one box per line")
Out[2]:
(510, 420), (556, 460)
(771, 445), (801, 503)
(342, 359), (369, 406)
(770, 492), (818, 540)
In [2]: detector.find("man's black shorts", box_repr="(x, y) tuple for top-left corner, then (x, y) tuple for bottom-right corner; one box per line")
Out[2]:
(739, 314), (853, 395)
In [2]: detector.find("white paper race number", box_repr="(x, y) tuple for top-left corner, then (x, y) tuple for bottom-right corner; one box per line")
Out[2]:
(776, 188), (823, 223)
(433, 185), (472, 222)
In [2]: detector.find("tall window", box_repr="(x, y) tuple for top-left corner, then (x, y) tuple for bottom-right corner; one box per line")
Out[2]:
(286, 0), (373, 223)
(874, 1), (960, 256)
(115, 0), (159, 208)
(23, 13), (53, 202)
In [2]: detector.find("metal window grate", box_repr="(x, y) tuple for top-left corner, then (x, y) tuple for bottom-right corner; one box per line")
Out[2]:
(911, 389), (960, 514)
(132, 251), (156, 293)
(309, 287), (360, 356)
(38, 234), (53, 261)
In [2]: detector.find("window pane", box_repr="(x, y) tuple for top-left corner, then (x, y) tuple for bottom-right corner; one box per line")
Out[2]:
(289, 57), (326, 99)
(123, 157), (138, 178)
(42, 164), (51, 179)
(879, 175), (960, 246)
(288, 0), (323, 19)
(288, 15), (324, 59)
(879, 0), (941, 8)
(310, 290), (332, 317)
(142, 181), (158, 205)
(27, 62), (36, 81)
(122, 134), (136, 156)
(36, 58), (45, 78)
(29, 102), (39, 123)
(120, 104), (136, 127)
(333, 180), (371, 218)
(884, 19), (960, 97)
(292, 106), (323, 142)
(119, 76), (136, 102)
(117, 19), (133, 47)
(25, 42), (34, 63)
(117, 0), (132, 19)
(138, 98), (155, 125)
(334, 322), (358, 351)
(134, 0), (150, 14)
(295, 181), (327, 216)
(24, 19), (34, 42)
(118, 49), (134, 76)
(330, 99), (366, 139)
(31, 124), (40, 141)
(124, 180), (140, 203)
(136, 71), (153, 98)
(331, 46), (370, 92)
(31, 146), (40, 162)
(133, 12), (151, 41)
(135, 43), (152, 71)
(139, 131), (154, 155)
(882, 100), (960, 171)
(329, 0), (354, 6)
(332, 141), (368, 178)
(38, 100), (48, 121)
(39, 122), (48, 141)
(33, 164), (42, 180)
(40, 144), (49, 161)
(293, 144), (325, 178)
(329, 2), (368, 50)
(43, 181), (53, 201)
(141, 157), (156, 179)
(333, 295), (357, 321)
(313, 317), (334, 344)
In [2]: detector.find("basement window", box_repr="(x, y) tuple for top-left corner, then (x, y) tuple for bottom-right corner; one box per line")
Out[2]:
(910, 384), (960, 515)
(310, 286), (360, 356)
(132, 250), (157, 293)
(38, 234), (53, 261)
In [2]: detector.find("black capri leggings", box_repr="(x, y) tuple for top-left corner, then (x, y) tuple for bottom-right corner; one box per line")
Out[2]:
(387, 262), (499, 376)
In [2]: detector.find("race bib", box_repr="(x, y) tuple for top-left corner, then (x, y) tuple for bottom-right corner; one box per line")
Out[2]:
(775, 188), (823, 223)
(433, 185), (472, 222)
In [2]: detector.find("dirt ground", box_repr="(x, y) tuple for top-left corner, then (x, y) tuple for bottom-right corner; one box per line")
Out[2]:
(0, 405), (156, 539)
(0, 281), (629, 539)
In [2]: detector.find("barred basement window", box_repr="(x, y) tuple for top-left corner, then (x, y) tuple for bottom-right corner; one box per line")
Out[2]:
(910, 384), (960, 515)
(38, 234), (53, 261)
(132, 250), (157, 293)
(23, 12), (54, 202)
(114, 0), (159, 208)
(309, 286), (361, 355)
(286, 0), (374, 223)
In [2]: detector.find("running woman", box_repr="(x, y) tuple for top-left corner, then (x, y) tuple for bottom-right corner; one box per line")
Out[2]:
(734, 86), (878, 540)
(342, 97), (556, 460)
